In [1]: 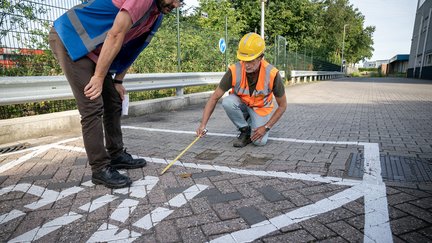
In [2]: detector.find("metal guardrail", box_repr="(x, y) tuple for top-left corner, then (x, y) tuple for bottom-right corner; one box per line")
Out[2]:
(290, 70), (343, 84)
(0, 72), (224, 105)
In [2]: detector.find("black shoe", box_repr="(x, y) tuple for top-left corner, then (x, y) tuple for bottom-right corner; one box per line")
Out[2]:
(110, 149), (147, 169)
(92, 166), (132, 189)
(233, 126), (252, 147)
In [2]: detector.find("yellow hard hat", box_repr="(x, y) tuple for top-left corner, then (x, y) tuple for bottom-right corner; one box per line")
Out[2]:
(237, 33), (265, 61)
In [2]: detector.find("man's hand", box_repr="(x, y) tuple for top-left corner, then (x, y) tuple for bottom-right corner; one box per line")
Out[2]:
(196, 124), (208, 137)
(114, 83), (126, 100)
(84, 76), (104, 100)
(251, 126), (267, 141)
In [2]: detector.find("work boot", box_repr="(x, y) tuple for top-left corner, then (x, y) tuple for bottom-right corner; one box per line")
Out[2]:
(92, 166), (132, 189)
(233, 126), (252, 147)
(111, 149), (147, 169)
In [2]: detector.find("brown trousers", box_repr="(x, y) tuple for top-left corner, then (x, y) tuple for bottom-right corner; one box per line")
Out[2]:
(49, 27), (123, 172)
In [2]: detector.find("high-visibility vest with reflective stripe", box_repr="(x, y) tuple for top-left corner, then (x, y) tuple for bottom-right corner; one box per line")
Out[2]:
(53, 0), (162, 74)
(229, 59), (278, 116)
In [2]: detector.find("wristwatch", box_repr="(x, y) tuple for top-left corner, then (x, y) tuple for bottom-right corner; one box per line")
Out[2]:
(113, 79), (123, 84)
(264, 125), (271, 132)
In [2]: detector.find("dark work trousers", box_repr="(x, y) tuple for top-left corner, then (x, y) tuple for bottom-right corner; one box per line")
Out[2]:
(49, 27), (123, 173)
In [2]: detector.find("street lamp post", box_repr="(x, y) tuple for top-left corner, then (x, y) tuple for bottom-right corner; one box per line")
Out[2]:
(340, 24), (349, 73)
(260, 0), (266, 38)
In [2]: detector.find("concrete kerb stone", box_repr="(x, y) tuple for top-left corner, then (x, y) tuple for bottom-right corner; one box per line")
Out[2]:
(0, 91), (213, 145)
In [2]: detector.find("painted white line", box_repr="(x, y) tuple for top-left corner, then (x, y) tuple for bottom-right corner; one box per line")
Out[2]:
(79, 194), (117, 213)
(114, 176), (159, 198)
(0, 210), (25, 225)
(0, 146), (51, 174)
(110, 199), (139, 223)
(0, 127), (392, 242)
(86, 223), (141, 243)
(124, 126), (391, 242)
(0, 183), (83, 210)
(133, 207), (174, 230)
(211, 185), (365, 243)
(165, 184), (208, 207)
(52, 145), (86, 153)
(0, 137), (81, 173)
(25, 186), (83, 210)
(363, 184), (392, 243)
(8, 212), (82, 243)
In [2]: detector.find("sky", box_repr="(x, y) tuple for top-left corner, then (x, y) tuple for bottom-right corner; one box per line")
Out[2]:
(183, 0), (418, 61)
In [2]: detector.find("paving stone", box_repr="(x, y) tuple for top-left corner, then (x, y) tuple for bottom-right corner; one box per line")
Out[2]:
(180, 226), (207, 243)
(326, 220), (363, 242)
(257, 186), (285, 202)
(212, 202), (239, 220)
(201, 218), (248, 236)
(191, 170), (222, 179)
(395, 203), (432, 223)
(300, 219), (338, 240)
(390, 216), (429, 235)
(237, 206), (267, 226)
(261, 229), (316, 242)
(206, 191), (243, 204)
(155, 220), (181, 243)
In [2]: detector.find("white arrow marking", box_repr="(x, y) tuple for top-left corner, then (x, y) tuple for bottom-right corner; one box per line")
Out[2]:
(165, 184), (208, 207)
(8, 212), (82, 243)
(26, 186), (83, 210)
(0, 183), (83, 210)
(114, 176), (159, 198)
(0, 210), (25, 225)
(110, 199), (139, 223)
(133, 184), (208, 230)
(133, 207), (174, 230)
(79, 194), (117, 212)
(86, 223), (141, 243)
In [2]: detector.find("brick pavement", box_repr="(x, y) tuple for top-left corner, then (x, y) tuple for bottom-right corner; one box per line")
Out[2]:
(0, 77), (431, 242)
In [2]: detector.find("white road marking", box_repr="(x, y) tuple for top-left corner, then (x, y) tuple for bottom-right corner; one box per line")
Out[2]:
(86, 223), (141, 243)
(0, 183), (83, 210)
(8, 212), (82, 243)
(0, 210), (25, 225)
(123, 126), (392, 243)
(133, 207), (174, 230)
(0, 137), (80, 173)
(114, 176), (159, 198)
(79, 194), (117, 213)
(110, 199), (139, 223)
(165, 184), (208, 207)
(0, 127), (392, 242)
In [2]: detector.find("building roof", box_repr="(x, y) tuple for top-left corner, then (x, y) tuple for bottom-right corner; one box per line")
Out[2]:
(389, 54), (409, 63)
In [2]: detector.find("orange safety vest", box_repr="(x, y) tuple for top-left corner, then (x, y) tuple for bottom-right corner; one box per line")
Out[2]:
(229, 59), (278, 116)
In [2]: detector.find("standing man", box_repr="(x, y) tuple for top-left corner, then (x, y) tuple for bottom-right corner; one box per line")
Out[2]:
(196, 33), (287, 147)
(49, 0), (182, 188)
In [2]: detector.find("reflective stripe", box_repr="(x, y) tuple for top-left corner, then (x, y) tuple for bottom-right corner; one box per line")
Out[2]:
(231, 60), (278, 115)
(67, 11), (107, 53)
(65, 0), (155, 56)
(234, 62), (242, 93)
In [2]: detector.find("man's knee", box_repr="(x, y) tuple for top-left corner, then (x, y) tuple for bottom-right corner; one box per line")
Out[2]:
(253, 139), (267, 146)
(222, 95), (239, 110)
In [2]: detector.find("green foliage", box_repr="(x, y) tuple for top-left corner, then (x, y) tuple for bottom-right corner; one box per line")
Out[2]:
(358, 67), (377, 72)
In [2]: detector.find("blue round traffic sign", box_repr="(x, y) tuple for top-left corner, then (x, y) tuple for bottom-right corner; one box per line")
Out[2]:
(219, 38), (226, 54)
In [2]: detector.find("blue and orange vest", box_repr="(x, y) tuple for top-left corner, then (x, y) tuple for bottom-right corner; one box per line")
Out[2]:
(53, 0), (162, 74)
(229, 59), (278, 116)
